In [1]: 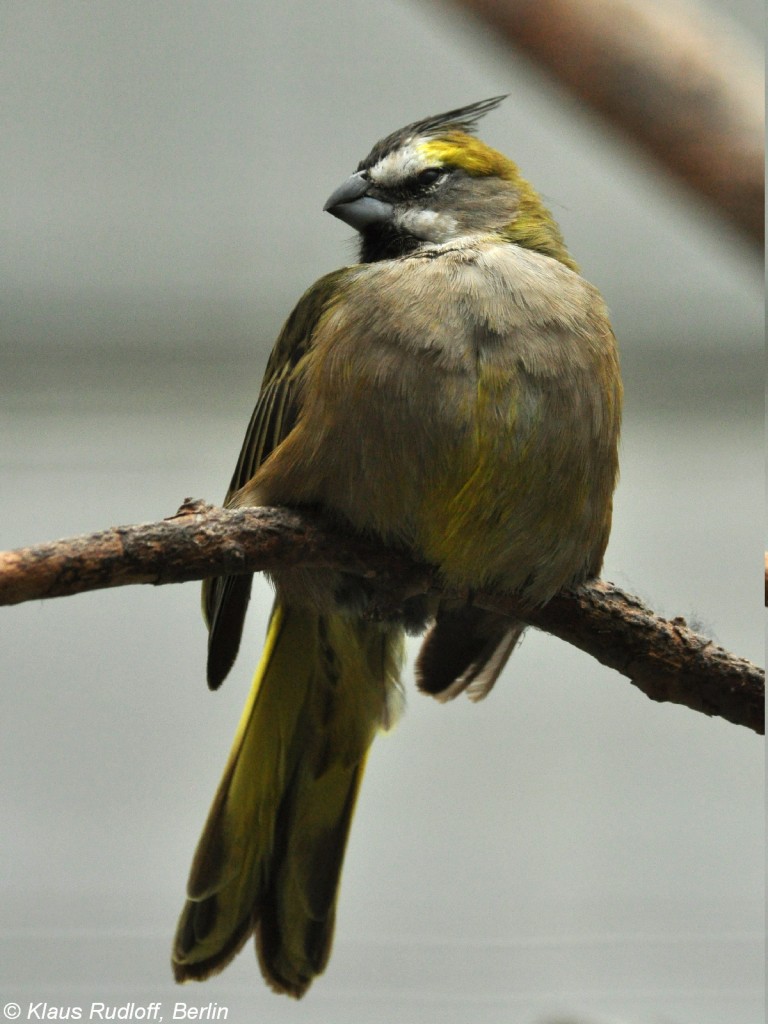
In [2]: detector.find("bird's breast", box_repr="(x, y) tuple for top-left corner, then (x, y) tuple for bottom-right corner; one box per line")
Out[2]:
(257, 241), (620, 600)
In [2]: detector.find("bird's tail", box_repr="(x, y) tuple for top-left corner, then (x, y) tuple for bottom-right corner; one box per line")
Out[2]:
(172, 603), (403, 997)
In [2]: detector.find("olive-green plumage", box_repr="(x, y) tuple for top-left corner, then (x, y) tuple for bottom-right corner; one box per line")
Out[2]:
(172, 96), (622, 995)
(173, 605), (402, 996)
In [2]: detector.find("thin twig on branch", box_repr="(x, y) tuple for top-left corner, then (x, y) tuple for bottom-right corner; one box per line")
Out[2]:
(1, 500), (762, 734)
(450, 0), (764, 246)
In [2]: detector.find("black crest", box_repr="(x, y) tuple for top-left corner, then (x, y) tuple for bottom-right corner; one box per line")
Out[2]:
(357, 96), (507, 171)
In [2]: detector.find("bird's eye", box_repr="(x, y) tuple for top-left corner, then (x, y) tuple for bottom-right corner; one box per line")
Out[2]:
(416, 168), (442, 187)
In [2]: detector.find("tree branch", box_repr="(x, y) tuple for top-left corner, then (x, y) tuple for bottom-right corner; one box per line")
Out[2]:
(449, 0), (764, 246)
(1, 500), (763, 734)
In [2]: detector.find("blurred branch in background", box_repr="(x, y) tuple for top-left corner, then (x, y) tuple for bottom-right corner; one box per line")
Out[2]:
(448, 0), (765, 246)
(0, 501), (763, 734)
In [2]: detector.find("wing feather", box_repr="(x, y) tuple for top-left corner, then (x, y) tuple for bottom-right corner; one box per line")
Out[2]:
(204, 268), (351, 689)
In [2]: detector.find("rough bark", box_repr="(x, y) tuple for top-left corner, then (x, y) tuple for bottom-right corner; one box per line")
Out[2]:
(1, 500), (762, 734)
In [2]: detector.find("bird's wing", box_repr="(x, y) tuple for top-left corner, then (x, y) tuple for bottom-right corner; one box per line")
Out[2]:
(204, 268), (351, 689)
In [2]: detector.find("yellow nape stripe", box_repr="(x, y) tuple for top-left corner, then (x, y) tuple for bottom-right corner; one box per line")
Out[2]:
(422, 132), (578, 272)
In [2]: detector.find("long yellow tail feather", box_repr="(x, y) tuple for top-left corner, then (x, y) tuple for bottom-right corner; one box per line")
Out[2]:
(172, 603), (402, 997)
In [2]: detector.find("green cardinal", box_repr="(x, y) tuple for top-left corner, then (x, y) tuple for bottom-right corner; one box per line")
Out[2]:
(172, 96), (622, 996)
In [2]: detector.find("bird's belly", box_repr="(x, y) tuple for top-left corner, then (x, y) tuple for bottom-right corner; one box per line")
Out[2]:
(318, 367), (605, 604)
(257, 318), (614, 607)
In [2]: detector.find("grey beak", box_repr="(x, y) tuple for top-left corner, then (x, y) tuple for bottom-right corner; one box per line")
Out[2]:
(324, 171), (393, 231)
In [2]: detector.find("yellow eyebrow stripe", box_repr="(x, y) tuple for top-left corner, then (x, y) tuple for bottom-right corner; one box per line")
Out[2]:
(420, 133), (519, 180)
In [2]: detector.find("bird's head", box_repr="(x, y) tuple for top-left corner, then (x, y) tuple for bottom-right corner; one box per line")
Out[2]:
(324, 97), (576, 270)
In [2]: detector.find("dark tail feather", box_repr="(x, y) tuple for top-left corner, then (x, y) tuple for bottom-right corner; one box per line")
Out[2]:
(203, 573), (253, 690)
(416, 604), (524, 702)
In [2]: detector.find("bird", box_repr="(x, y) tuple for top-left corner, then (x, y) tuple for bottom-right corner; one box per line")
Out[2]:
(171, 96), (622, 998)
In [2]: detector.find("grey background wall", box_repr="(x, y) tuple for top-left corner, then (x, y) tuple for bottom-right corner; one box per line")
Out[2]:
(2, 2), (763, 1022)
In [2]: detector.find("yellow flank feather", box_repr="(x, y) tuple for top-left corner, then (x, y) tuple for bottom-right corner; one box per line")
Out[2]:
(172, 604), (403, 997)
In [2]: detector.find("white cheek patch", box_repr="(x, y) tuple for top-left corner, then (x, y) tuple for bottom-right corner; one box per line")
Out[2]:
(369, 139), (430, 187)
(395, 207), (459, 242)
